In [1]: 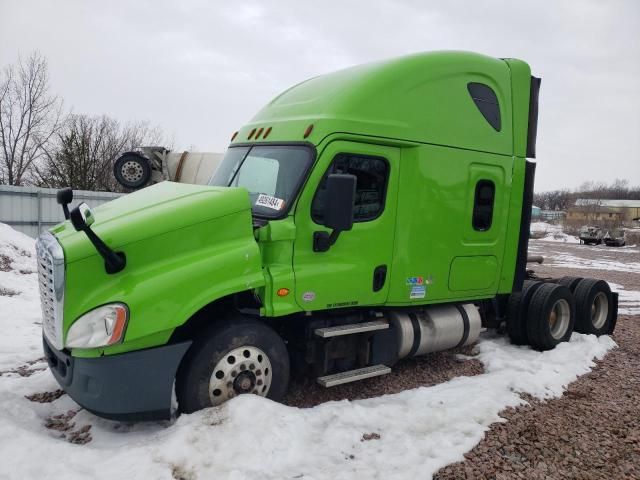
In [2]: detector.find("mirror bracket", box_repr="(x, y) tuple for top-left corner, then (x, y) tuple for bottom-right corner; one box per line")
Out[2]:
(313, 230), (341, 252)
(70, 203), (126, 274)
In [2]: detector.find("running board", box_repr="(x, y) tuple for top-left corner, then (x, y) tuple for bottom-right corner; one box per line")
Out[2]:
(317, 364), (391, 387)
(314, 320), (389, 338)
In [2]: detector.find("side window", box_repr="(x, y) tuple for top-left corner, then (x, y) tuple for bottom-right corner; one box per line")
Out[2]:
(472, 180), (495, 231)
(312, 154), (389, 223)
(467, 82), (501, 132)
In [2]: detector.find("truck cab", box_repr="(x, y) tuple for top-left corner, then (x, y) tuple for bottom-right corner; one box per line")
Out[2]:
(38, 51), (617, 420)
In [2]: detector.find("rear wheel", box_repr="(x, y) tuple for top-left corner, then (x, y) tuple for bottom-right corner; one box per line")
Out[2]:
(573, 278), (614, 335)
(526, 283), (575, 351)
(557, 276), (583, 293)
(506, 280), (543, 345)
(176, 317), (289, 413)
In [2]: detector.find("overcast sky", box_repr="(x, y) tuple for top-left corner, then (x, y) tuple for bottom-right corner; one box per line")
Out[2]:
(1, 0), (638, 191)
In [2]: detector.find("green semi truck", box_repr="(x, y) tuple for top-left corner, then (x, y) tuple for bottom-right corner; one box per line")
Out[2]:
(38, 51), (618, 420)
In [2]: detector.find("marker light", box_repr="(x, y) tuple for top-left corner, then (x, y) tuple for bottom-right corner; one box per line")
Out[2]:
(65, 303), (129, 349)
(248, 128), (256, 140)
(231, 131), (238, 141)
(277, 288), (290, 297)
(263, 127), (272, 138)
(255, 127), (264, 139)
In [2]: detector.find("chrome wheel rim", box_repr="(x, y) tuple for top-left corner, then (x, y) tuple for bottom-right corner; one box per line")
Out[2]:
(591, 292), (609, 329)
(121, 160), (144, 183)
(208, 346), (272, 405)
(549, 298), (571, 340)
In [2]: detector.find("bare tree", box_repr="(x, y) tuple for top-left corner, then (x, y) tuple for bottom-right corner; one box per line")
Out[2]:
(0, 52), (63, 185)
(35, 114), (168, 191)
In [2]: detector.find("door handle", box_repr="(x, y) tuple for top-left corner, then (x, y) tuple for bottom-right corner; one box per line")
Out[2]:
(373, 265), (387, 292)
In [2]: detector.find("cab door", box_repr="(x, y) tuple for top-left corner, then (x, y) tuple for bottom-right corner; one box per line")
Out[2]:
(292, 141), (399, 310)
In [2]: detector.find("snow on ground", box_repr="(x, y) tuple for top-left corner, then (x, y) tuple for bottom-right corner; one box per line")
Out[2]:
(608, 283), (640, 316)
(0, 224), (619, 480)
(543, 252), (640, 273)
(0, 223), (43, 370)
(530, 221), (562, 234)
(538, 232), (580, 244)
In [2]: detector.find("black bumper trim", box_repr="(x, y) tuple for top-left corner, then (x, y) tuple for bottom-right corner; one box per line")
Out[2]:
(43, 336), (192, 421)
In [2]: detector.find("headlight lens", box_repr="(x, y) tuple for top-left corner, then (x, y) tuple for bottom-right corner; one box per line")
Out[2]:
(65, 303), (129, 349)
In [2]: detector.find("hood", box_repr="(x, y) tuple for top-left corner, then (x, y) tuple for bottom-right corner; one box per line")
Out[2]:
(52, 182), (252, 263)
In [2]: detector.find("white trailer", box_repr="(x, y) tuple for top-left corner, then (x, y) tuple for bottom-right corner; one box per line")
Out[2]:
(114, 147), (223, 189)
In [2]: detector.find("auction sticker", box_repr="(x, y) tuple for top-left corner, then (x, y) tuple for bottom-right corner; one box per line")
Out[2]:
(302, 291), (316, 302)
(410, 285), (426, 299)
(256, 194), (285, 211)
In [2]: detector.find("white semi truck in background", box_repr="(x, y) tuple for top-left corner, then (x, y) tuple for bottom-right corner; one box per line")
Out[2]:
(113, 147), (223, 189)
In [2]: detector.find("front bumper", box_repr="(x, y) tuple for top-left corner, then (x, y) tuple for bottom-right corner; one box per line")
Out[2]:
(43, 336), (192, 421)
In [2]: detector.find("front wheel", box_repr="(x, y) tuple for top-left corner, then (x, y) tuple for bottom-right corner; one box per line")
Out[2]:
(176, 317), (290, 413)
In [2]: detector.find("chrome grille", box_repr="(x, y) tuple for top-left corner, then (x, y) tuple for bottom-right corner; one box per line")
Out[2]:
(36, 232), (65, 350)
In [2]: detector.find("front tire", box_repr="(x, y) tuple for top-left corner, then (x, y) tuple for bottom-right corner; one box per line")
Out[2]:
(526, 283), (575, 351)
(176, 317), (289, 414)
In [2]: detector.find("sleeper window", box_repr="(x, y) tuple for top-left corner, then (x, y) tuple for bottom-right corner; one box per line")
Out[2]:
(312, 154), (389, 223)
(472, 180), (495, 231)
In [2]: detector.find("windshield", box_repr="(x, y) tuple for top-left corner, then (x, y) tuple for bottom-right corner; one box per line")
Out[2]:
(209, 145), (313, 218)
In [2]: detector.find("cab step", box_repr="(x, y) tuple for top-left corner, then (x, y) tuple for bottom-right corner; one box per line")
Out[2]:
(314, 320), (389, 338)
(317, 364), (391, 387)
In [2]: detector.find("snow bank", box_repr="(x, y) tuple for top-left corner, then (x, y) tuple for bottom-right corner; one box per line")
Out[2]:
(0, 334), (615, 480)
(0, 223), (619, 480)
(0, 224), (42, 370)
(539, 232), (580, 244)
(530, 221), (562, 234)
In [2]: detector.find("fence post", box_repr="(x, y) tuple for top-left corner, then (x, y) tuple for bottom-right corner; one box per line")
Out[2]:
(36, 190), (42, 233)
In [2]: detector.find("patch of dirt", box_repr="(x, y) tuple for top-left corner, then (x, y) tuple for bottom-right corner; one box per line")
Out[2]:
(26, 389), (64, 403)
(0, 287), (20, 296)
(434, 241), (640, 479)
(361, 432), (381, 442)
(171, 464), (196, 480)
(284, 343), (484, 408)
(45, 410), (93, 444)
(435, 316), (640, 480)
(0, 357), (47, 377)
(0, 253), (12, 272)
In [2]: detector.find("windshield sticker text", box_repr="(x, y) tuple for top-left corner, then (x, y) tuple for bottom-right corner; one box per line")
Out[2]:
(256, 194), (285, 211)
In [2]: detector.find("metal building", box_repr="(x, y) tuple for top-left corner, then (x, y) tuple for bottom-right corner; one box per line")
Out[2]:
(0, 185), (122, 238)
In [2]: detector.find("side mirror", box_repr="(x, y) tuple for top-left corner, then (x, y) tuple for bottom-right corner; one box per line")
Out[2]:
(313, 174), (356, 252)
(70, 202), (126, 274)
(70, 203), (95, 230)
(323, 174), (356, 231)
(56, 187), (73, 220)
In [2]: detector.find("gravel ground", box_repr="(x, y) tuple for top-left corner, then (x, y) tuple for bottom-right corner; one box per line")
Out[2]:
(287, 240), (640, 479)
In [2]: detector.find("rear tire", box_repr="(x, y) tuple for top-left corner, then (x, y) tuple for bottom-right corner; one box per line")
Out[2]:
(176, 317), (289, 414)
(573, 278), (614, 336)
(507, 280), (543, 345)
(526, 283), (575, 351)
(557, 276), (583, 293)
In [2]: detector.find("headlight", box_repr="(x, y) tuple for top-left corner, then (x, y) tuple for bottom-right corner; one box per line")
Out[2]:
(65, 303), (129, 349)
